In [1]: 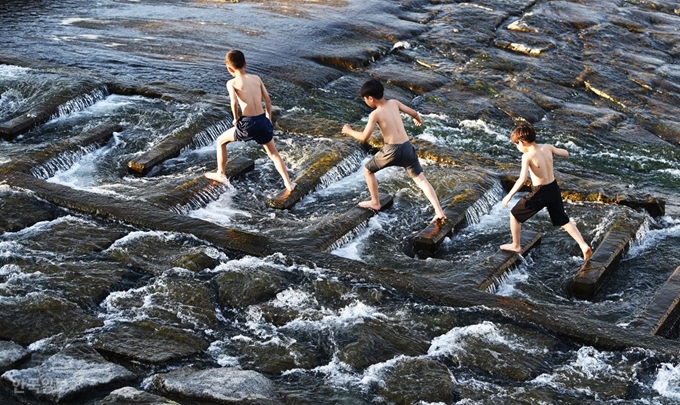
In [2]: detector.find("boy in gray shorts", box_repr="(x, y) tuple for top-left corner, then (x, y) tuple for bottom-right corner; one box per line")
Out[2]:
(342, 79), (446, 222)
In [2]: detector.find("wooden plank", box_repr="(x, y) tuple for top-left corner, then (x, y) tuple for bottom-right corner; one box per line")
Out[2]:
(631, 266), (680, 337)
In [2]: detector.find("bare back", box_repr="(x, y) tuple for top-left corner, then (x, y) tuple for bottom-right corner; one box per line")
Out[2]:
(371, 99), (411, 144)
(524, 143), (568, 185)
(227, 73), (268, 117)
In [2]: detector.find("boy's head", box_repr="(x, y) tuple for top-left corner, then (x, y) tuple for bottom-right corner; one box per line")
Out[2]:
(225, 50), (246, 70)
(510, 123), (536, 145)
(360, 79), (384, 101)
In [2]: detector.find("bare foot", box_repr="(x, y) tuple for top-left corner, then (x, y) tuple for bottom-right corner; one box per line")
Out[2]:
(500, 243), (522, 254)
(358, 200), (381, 211)
(431, 214), (447, 223)
(205, 172), (227, 183)
(582, 246), (593, 261)
(285, 182), (297, 192)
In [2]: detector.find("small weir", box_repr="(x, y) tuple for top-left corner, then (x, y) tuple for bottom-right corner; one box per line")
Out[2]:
(51, 85), (110, 120)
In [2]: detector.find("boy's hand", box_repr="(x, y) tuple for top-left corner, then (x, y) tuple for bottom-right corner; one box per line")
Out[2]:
(413, 112), (422, 126)
(502, 195), (511, 207)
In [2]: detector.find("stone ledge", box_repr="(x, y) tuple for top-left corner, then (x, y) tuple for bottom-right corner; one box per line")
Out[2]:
(571, 211), (646, 300)
(631, 266), (680, 338)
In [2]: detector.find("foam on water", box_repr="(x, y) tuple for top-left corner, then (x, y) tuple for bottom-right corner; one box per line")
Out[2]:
(330, 216), (382, 261)
(188, 187), (258, 229)
(626, 216), (680, 259)
(653, 363), (680, 400)
(428, 321), (535, 358)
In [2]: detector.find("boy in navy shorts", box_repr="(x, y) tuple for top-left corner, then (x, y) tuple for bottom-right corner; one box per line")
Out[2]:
(501, 123), (592, 261)
(205, 50), (295, 192)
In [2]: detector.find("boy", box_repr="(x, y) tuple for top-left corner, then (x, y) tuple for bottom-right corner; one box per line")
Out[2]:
(500, 123), (592, 261)
(205, 50), (296, 192)
(342, 79), (446, 221)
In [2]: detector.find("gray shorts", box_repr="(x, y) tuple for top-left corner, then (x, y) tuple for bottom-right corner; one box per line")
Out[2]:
(365, 140), (423, 178)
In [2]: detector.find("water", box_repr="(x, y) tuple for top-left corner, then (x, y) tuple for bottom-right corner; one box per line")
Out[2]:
(1, 0), (680, 404)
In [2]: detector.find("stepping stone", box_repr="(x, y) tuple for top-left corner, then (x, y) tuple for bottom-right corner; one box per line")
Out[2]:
(467, 230), (542, 291)
(128, 115), (229, 175)
(571, 211), (646, 300)
(631, 265), (680, 338)
(304, 193), (393, 252)
(2, 121), (121, 176)
(413, 176), (501, 256)
(267, 143), (362, 210)
(0, 82), (105, 140)
(153, 156), (254, 212)
(0, 341), (30, 373)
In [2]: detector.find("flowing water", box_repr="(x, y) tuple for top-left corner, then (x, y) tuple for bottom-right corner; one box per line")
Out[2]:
(1, 0), (680, 404)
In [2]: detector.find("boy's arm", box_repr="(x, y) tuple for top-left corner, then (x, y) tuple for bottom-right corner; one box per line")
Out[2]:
(502, 153), (530, 207)
(396, 100), (422, 126)
(260, 77), (273, 121)
(549, 144), (569, 158)
(227, 80), (239, 125)
(342, 111), (378, 142)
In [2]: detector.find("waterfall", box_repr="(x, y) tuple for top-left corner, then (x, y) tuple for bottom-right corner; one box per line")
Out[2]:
(182, 119), (232, 152)
(317, 150), (366, 190)
(464, 178), (504, 226)
(326, 221), (368, 252)
(51, 85), (110, 119)
(170, 183), (232, 215)
(30, 144), (101, 179)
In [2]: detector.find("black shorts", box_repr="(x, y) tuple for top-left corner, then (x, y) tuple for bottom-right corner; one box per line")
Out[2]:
(365, 140), (423, 178)
(234, 113), (273, 145)
(510, 180), (570, 226)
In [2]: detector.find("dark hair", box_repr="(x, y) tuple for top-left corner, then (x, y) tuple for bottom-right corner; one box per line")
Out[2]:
(511, 123), (536, 144)
(359, 79), (384, 99)
(225, 50), (246, 69)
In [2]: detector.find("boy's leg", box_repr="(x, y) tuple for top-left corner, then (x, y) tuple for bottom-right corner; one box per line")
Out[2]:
(262, 140), (296, 191)
(359, 167), (381, 210)
(561, 221), (593, 261)
(205, 128), (236, 183)
(500, 214), (523, 253)
(412, 173), (446, 221)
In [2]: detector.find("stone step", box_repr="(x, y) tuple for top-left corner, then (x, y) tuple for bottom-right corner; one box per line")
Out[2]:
(631, 266), (680, 338)
(571, 211), (647, 300)
(0, 82), (105, 141)
(267, 142), (362, 210)
(0, 121), (122, 176)
(412, 175), (501, 256)
(467, 230), (542, 291)
(303, 193), (393, 252)
(127, 113), (229, 175)
(152, 156), (254, 213)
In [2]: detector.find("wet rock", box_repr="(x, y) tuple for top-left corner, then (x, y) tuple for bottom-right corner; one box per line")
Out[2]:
(103, 274), (217, 331)
(231, 336), (320, 374)
(98, 386), (180, 404)
(1, 344), (135, 403)
(376, 358), (458, 405)
(0, 341), (29, 373)
(151, 366), (279, 405)
(215, 267), (288, 308)
(0, 293), (103, 346)
(365, 56), (449, 94)
(93, 320), (209, 364)
(0, 188), (63, 235)
(338, 317), (431, 370)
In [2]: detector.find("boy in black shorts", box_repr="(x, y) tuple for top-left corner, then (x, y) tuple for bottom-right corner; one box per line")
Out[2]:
(501, 123), (592, 261)
(342, 79), (446, 221)
(205, 50), (295, 192)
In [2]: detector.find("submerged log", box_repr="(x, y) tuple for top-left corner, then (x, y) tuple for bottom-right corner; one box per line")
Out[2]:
(571, 211), (646, 300)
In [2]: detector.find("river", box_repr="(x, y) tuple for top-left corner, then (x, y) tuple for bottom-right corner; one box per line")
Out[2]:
(1, 0), (680, 404)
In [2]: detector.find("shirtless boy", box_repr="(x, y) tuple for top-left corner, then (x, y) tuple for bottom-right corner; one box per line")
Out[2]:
(205, 50), (295, 192)
(501, 123), (592, 261)
(342, 79), (446, 221)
